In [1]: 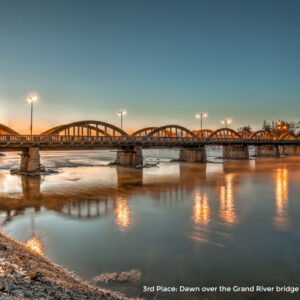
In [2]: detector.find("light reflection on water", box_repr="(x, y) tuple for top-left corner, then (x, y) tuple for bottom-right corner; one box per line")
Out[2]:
(192, 192), (210, 226)
(190, 192), (211, 245)
(274, 168), (289, 231)
(115, 197), (131, 230)
(219, 174), (237, 225)
(0, 150), (300, 298)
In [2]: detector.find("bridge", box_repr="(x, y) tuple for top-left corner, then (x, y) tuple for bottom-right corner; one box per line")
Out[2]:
(1, 121), (300, 170)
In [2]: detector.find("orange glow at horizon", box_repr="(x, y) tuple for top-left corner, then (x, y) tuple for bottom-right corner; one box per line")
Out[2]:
(219, 173), (237, 224)
(192, 192), (210, 225)
(274, 168), (289, 231)
(115, 197), (131, 229)
(25, 236), (43, 255)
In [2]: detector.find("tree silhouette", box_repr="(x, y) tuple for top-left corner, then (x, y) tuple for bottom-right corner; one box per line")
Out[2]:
(262, 120), (272, 132)
(237, 125), (252, 133)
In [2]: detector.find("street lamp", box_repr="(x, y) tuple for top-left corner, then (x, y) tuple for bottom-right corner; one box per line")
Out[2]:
(195, 113), (207, 137)
(118, 110), (127, 130)
(221, 118), (232, 128)
(27, 94), (38, 136)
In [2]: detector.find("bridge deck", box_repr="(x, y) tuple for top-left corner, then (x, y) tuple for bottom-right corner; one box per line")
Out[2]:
(0, 135), (299, 151)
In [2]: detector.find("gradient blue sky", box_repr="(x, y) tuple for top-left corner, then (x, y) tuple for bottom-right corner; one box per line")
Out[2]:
(0, 0), (300, 133)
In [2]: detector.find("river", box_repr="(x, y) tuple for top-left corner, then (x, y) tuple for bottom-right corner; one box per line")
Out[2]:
(0, 148), (299, 299)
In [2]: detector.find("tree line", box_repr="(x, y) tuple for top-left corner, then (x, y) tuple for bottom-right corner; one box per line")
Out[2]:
(237, 120), (300, 136)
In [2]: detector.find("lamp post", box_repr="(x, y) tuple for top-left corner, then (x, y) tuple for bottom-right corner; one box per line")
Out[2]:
(221, 118), (232, 128)
(27, 94), (38, 136)
(195, 113), (207, 137)
(118, 110), (127, 130)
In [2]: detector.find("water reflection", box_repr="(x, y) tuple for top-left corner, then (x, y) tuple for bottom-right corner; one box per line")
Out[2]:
(25, 217), (44, 255)
(274, 168), (289, 231)
(1, 153), (300, 293)
(22, 176), (41, 201)
(219, 173), (237, 225)
(60, 199), (112, 220)
(190, 191), (211, 243)
(0, 158), (297, 234)
(117, 168), (143, 188)
(192, 192), (210, 225)
(114, 197), (131, 230)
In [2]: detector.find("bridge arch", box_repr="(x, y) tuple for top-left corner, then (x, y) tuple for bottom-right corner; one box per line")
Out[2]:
(131, 127), (158, 136)
(0, 123), (19, 135)
(147, 125), (196, 137)
(41, 120), (128, 136)
(249, 130), (276, 140)
(208, 128), (241, 139)
(193, 129), (213, 138)
(278, 131), (297, 140)
(238, 131), (251, 138)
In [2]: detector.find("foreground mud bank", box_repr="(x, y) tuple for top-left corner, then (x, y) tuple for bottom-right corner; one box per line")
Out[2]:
(0, 231), (135, 299)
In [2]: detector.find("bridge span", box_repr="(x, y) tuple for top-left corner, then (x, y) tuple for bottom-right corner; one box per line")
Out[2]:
(1, 120), (300, 170)
(0, 134), (300, 170)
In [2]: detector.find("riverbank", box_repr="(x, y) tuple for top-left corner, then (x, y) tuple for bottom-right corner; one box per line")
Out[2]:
(0, 230), (135, 299)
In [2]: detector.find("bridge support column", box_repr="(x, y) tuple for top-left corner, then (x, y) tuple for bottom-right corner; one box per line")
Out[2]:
(115, 146), (143, 168)
(179, 146), (206, 163)
(282, 145), (300, 155)
(20, 147), (40, 172)
(223, 145), (249, 159)
(255, 145), (280, 157)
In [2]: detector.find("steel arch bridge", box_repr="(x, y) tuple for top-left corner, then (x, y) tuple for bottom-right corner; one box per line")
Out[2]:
(41, 120), (128, 136)
(208, 128), (241, 139)
(0, 123), (19, 135)
(146, 125), (196, 137)
(238, 131), (251, 138)
(249, 130), (276, 140)
(0, 121), (299, 141)
(194, 129), (213, 138)
(278, 131), (297, 140)
(131, 127), (158, 136)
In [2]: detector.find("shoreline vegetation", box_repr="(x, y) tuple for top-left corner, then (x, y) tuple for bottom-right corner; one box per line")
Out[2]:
(0, 230), (139, 299)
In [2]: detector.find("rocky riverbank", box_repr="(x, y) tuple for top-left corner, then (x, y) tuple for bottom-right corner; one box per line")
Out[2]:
(0, 230), (137, 299)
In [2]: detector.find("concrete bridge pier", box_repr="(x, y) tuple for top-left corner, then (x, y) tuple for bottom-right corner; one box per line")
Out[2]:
(223, 145), (249, 159)
(20, 147), (40, 172)
(255, 145), (280, 157)
(282, 145), (300, 155)
(179, 146), (206, 163)
(115, 146), (143, 168)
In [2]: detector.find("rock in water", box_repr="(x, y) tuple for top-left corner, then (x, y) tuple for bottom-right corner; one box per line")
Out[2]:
(93, 269), (142, 283)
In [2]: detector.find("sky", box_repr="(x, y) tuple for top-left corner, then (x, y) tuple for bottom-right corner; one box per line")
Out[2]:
(0, 0), (300, 134)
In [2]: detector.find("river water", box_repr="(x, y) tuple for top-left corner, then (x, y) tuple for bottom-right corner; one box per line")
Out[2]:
(0, 148), (300, 299)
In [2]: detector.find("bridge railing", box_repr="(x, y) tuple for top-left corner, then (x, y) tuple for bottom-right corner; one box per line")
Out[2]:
(0, 135), (299, 145)
(0, 135), (244, 143)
